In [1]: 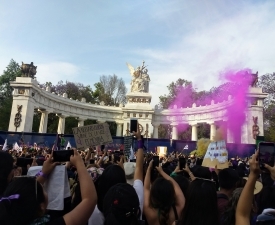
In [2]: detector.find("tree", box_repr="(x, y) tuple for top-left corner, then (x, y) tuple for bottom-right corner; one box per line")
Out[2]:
(97, 74), (127, 106)
(258, 73), (275, 142)
(0, 59), (22, 130)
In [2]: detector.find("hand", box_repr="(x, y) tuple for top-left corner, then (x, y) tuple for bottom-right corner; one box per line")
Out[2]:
(155, 165), (163, 173)
(264, 164), (275, 180)
(42, 151), (59, 176)
(133, 122), (141, 140)
(31, 156), (38, 167)
(173, 162), (182, 173)
(117, 156), (124, 169)
(148, 160), (153, 169)
(183, 164), (191, 173)
(70, 149), (84, 168)
(249, 150), (260, 177)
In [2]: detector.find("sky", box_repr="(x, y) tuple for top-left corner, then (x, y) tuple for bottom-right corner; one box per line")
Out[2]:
(0, 0), (275, 107)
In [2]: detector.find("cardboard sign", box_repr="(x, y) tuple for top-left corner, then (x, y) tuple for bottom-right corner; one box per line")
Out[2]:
(202, 140), (229, 169)
(72, 123), (113, 149)
(124, 136), (133, 158)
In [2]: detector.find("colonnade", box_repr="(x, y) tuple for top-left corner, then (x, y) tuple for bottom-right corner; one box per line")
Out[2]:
(37, 110), (124, 136)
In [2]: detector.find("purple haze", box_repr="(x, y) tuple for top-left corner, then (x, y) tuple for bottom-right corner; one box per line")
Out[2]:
(170, 69), (254, 143)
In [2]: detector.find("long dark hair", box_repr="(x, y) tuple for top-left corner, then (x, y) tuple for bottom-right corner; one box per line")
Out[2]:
(96, 165), (126, 212)
(0, 152), (14, 195)
(150, 177), (176, 225)
(222, 188), (243, 225)
(177, 179), (219, 225)
(0, 177), (45, 225)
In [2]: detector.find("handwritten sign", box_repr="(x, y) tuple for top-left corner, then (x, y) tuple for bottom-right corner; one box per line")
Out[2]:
(72, 123), (113, 149)
(202, 140), (229, 169)
(124, 136), (133, 158)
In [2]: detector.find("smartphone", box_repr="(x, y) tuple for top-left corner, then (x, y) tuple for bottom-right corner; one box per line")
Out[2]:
(16, 157), (33, 167)
(53, 150), (74, 162)
(153, 156), (160, 168)
(130, 159), (136, 162)
(101, 145), (105, 151)
(114, 151), (120, 163)
(179, 157), (186, 170)
(89, 159), (95, 164)
(130, 118), (138, 133)
(108, 156), (112, 161)
(259, 142), (275, 173)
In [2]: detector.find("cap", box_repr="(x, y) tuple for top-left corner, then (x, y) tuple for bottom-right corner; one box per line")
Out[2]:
(124, 162), (136, 185)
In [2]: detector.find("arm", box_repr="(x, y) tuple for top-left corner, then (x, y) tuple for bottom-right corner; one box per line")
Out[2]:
(156, 166), (185, 209)
(96, 150), (106, 167)
(85, 148), (92, 164)
(63, 149), (97, 225)
(235, 151), (260, 225)
(144, 160), (152, 209)
(133, 129), (144, 182)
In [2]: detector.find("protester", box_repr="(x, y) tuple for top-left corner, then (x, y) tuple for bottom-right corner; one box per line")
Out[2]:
(0, 149), (97, 225)
(0, 151), (14, 196)
(144, 160), (185, 225)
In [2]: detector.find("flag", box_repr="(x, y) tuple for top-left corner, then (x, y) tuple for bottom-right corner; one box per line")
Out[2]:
(66, 141), (72, 150)
(2, 139), (8, 151)
(52, 134), (59, 151)
(13, 142), (21, 152)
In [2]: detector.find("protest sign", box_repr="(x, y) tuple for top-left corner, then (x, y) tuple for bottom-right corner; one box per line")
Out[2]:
(124, 136), (133, 158)
(202, 140), (229, 169)
(72, 123), (113, 149)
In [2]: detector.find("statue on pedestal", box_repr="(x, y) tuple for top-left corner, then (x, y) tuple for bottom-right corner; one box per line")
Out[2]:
(126, 61), (150, 93)
(21, 62), (37, 79)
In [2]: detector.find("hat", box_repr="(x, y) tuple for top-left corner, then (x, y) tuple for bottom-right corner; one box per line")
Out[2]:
(124, 162), (136, 185)
(243, 177), (263, 195)
(103, 183), (140, 225)
(87, 167), (104, 182)
(257, 208), (275, 223)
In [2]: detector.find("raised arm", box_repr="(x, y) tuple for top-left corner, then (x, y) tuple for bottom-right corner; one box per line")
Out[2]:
(85, 148), (92, 164)
(156, 166), (185, 209)
(63, 149), (97, 225)
(235, 151), (260, 225)
(133, 129), (144, 182)
(96, 149), (106, 167)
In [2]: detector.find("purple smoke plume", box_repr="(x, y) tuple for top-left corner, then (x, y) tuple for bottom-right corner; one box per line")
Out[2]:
(169, 69), (254, 143)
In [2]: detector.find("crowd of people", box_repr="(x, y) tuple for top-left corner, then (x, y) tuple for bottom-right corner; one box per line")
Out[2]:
(1, 130), (275, 225)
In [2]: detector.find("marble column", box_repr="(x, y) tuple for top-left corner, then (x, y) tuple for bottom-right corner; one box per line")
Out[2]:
(77, 118), (85, 127)
(227, 128), (234, 143)
(57, 114), (67, 134)
(171, 124), (178, 140)
(116, 123), (123, 137)
(191, 124), (198, 141)
(38, 110), (49, 133)
(152, 123), (160, 139)
(210, 123), (216, 141)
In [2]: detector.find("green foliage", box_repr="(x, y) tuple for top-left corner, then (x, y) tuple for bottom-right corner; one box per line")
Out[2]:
(0, 59), (22, 131)
(196, 138), (211, 157)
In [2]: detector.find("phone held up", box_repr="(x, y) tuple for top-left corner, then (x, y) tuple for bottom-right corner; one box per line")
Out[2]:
(53, 150), (74, 162)
(258, 142), (275, 173)
(179, 157), (186, 170)
(130, 118), (138, 134)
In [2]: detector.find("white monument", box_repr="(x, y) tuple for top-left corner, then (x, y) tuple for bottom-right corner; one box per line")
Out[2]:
(7, 61), (267, 144)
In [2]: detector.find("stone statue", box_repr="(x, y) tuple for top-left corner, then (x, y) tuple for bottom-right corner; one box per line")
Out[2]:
(21, 62), (37, 79)
(126, 61), (150, 93)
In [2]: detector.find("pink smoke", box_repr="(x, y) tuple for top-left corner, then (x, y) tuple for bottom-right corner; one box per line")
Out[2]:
(169, 69), (254, 143)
